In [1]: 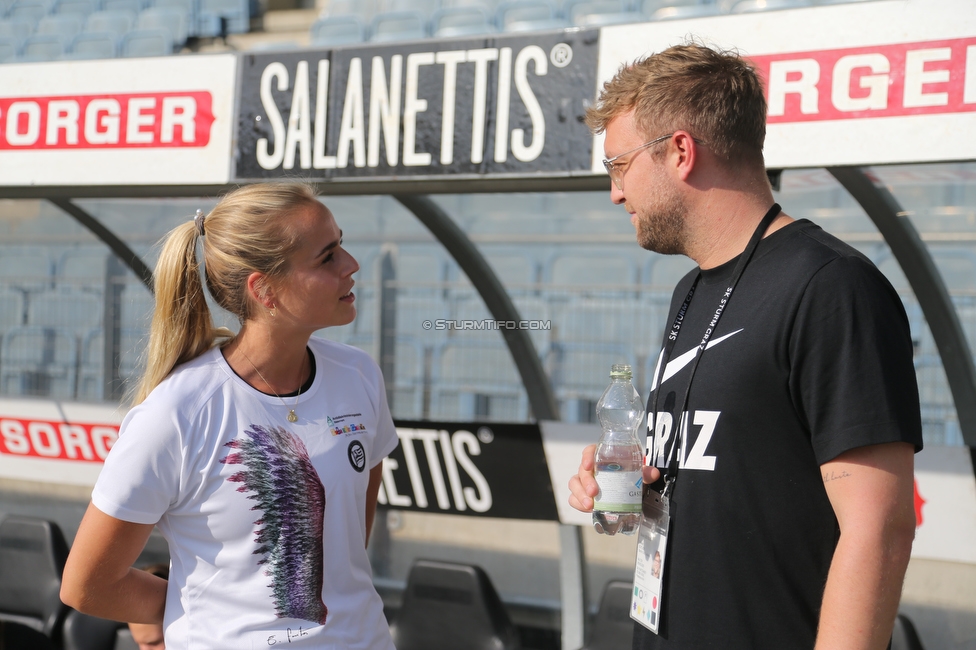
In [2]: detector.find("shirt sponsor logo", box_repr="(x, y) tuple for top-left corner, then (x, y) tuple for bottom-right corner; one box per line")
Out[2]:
(347, 440), (366, 473)
(329, 412), (367, 436)
(647, 331), (740, 473)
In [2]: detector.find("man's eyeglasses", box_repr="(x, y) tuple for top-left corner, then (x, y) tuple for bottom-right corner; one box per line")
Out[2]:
(602, 133), (674, 190)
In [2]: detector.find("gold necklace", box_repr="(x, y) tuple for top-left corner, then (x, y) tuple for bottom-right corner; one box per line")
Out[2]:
(237, 347), (305, 423)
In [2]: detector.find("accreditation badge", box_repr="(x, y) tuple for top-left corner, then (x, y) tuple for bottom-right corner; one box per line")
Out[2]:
(631, 488), (670, 634)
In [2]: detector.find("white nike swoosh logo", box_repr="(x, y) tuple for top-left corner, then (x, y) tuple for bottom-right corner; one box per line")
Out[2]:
(651, 329), (744, 391)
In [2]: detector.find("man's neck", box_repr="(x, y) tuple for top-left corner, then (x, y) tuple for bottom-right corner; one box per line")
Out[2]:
(684, 192), (789, 270)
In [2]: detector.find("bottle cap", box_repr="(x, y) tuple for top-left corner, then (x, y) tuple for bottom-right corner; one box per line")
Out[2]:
(609, 364), (632, 380)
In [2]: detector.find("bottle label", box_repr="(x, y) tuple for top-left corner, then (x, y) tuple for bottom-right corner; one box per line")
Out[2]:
(594, 470), (643, 512)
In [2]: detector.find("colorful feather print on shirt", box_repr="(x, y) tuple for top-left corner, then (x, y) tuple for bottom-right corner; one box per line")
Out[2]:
(221, 424), (328, 625)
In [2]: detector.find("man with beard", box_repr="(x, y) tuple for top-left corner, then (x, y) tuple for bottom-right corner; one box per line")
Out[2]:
(568, 42), (922, 649)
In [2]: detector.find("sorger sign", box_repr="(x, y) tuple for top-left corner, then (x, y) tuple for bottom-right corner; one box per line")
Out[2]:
(0, 54), (236, 186)
(0, 417), (119, 462)
(752, 37), (976, 123)
(0, 92), (214, 150)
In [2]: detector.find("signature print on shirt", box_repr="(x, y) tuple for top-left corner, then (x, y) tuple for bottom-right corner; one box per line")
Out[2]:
(221, 424), (328, 625)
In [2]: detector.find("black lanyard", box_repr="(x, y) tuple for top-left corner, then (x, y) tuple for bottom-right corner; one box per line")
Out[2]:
(649, 203), (782, 496)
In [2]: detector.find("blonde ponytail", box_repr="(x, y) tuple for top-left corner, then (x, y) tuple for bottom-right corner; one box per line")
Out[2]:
(134, 222), (224, 404)
(132, 182), (320, 405)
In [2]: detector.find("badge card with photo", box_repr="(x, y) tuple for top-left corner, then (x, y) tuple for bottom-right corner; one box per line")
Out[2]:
(631, 489), (669, 634)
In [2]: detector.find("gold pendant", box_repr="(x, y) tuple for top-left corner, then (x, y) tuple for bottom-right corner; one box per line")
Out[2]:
(287, 410), (298, 423)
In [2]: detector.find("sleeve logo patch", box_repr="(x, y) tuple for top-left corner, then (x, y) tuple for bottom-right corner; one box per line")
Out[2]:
(347, 440), (366, 473)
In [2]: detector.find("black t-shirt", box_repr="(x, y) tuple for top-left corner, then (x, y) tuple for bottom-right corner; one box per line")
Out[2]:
(634, 219), (923, 649)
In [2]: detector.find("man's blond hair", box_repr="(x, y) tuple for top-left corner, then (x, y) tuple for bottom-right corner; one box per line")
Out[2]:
(586, 42), (767, 167)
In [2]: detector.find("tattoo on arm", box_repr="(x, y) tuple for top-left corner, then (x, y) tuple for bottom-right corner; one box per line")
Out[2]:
(822, 469), (852, 483)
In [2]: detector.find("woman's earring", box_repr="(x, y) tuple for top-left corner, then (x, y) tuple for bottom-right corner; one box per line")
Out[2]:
(270, 305), (277, 318)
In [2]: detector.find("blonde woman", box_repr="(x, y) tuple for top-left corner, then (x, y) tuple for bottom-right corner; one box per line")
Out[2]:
(62, 183), (399, 650)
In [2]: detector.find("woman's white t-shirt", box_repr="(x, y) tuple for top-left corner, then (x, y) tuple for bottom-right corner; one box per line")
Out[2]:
(92, 338), (399, 650)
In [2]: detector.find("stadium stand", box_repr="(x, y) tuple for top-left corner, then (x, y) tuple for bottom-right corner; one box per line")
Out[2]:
(7, 0), (51, 27)
(18, 32), (64, 58)
(136, 6), (187, 46)
(83, 9), (134, 40)
(195, 0), (248, 35)
(430, 5), (493, 36)
(0, 516), (71, 641)
(578, 580), (634, 650)
(566, 0), (640, 26)
(390, 559), (521, 650)
(496, 0), (568, 32)
(0, 35), (18, 59)
(309, 13), (368, 44)
(369, 9), (427, 41)
(730, 0), (812, 12)
(63, 29), (116, 55)
(53, 0), (97, 16)
(119, 25), (170, 53)
(61, 610), (126, 650)
(0, 17), (34, 49)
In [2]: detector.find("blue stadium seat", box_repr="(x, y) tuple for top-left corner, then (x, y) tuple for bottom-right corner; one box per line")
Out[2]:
(152, 0), (194, 34)
(496, 0), (567, 31)
(27, 287), (102, 334)
(440, 0), (496, 9)
(378, 0), (438, 15)
(67, 28), (116, 55)
(431, 340), (528, 420)
(119, 26), (170, 55)
(7, 0), (51, 27)
(430, 5), (493, 36)
(547, 341), (638, 408)
(36, 13), (83, 46)
(567, 0), (641, 25)
(0, 325), (78, 400)
(84, 9), (135, 38)
(0, 288), (25, 330)
(309, 13), (367, 45)
(0, 246), (53, 292)
(78, 328), (105, 401)
(730, 0), (812, 12)
(100, 0), (144, 12)
(647, 2), (722, 19)
(321, 0), (368, 18)
(53, 0), (97, 16)
(0, 18), (33, 50)
(196, 0), (247, 36)
(0, 34), (21, 60)
(136, 6), (186, 45)
(641, 0), (715, 15)
(369, 9), (427, 42)
(18, 33), (65, 59)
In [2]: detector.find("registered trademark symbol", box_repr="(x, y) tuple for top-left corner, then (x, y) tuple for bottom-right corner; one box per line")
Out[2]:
(477, 427), (494, 444)
(550, 43), (573, 68)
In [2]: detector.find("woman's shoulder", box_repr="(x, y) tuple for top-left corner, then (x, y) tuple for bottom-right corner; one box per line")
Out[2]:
(309, 336), (377, 367)
(138, 347), (231, 415)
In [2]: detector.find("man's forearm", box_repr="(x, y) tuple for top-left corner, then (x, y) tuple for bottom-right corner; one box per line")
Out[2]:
(815, 514), (914, 649)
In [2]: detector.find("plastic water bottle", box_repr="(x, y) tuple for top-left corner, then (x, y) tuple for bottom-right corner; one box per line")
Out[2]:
(592, 364), (645, 536)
